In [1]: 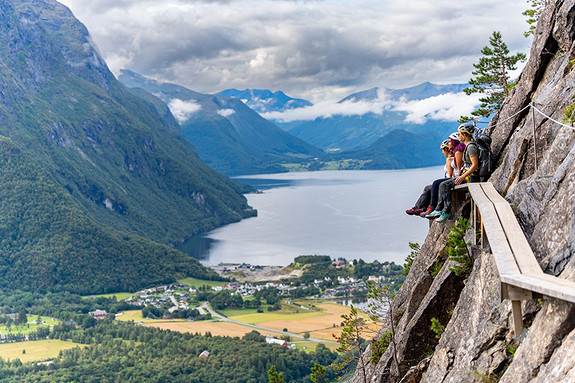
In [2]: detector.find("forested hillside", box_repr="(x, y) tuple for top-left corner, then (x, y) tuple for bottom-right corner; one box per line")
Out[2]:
(0, 0), (254, 293)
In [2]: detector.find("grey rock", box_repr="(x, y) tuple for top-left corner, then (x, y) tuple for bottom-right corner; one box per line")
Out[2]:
(356, 1), (575, 382)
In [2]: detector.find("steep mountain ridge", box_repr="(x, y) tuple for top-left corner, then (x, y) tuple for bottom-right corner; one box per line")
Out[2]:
(120, 70), (323, 175)
(356, 1), (575, 382)
(0, 0), (253, 293)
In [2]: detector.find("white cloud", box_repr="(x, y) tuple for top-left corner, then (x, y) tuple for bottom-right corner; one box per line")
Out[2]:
(392, 93), (483, 124)
(167, 99), (202, 123)
(217, 108), (235, 118)
(58, 0), (532, 102)
(263, 91), (482, 125)
(262, 98), (391, 122)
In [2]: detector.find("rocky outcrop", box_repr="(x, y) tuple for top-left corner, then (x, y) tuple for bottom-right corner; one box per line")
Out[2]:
(356, 1), (575, 382)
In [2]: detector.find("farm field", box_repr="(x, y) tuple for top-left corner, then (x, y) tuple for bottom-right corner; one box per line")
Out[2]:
(140, 301), (372, 349)
(82, 292), (133, 300)
(115, 310), (189, 324)
(293, 341), (339, 352)
(0, 316), (58, 336)
(0, 340), (80, 363)
(254, 303), (348, 333)
(227, 309), (325, 325)
(144, 321), (279, 339)
(177, 277), (227, 289)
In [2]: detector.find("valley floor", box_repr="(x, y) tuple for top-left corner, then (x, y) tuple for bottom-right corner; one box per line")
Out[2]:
(118, 300), (367, 351)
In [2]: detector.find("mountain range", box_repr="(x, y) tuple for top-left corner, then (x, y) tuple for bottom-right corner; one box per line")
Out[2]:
(119, 71), (323, 176)
(119, 74), (467, 172)
(268, 82), (467, 151)
(0, 0), (255, 293)
(210, 83), (466, 169)
(215, 89), (312, 114)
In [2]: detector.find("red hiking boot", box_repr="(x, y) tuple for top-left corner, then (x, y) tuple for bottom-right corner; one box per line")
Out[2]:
(420, 206), (434, 217)
(406, 207), (423, 215)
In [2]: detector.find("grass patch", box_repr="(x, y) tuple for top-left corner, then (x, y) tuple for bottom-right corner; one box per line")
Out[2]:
(177, 277), (227, 289)
(115, 310), (157, 323)
(116, 310), (190, 324)
(292, 341), (339, 352)
(0, 316), (58, 335)
(221, 308), (261, 317)
(0, 340), (80, 363)
(82, 292), (133, 300)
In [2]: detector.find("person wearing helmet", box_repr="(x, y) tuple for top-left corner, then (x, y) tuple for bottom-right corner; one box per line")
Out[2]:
(419, 134), (464, 219)
(448, 132), (465, 176)
(432, 122), (479, 223)
(455, 122), (480, 183)
(406, 139), (455, 216)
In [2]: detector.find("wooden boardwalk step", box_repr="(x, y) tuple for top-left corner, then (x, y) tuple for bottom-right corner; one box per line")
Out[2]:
(452, 182), (575, 335)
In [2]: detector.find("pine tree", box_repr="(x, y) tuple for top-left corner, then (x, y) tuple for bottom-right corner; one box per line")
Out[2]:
(461, 31), (526, 121)
(335, 306), (368, 382)
(310, 363), (328, 383)
(446, 217), (473, 277)
(267, 365), (285, 383)
(523, 0), (548, 38)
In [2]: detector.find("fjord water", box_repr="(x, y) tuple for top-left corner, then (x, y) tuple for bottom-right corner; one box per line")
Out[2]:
(181, 168), (441, 266)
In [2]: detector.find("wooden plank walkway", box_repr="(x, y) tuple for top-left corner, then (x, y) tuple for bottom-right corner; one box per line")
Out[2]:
(453, 182), (575, 336)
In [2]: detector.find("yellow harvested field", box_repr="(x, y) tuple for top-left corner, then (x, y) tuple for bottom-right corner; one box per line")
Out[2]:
(254, 303), (357, 335)
(310, 327), (344, 341)
(144, 321), (278, 338)
(293, 341), (339, 352)
(229, 310), (323, 324)
(0, 340), (80, 363)
(143, 302), (374, 344)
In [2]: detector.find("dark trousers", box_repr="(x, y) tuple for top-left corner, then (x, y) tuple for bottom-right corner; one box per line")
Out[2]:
(430, 178), (447, 208)
(414, 184), (432, 209)
(414, 178), (448, 209)
(438, 179), (455, 213)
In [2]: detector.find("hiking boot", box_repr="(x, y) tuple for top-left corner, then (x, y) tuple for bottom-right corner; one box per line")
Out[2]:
(425, 210), (442, 219)
(406, 207), (424, 215)
(436, 212), (452, 223)
(420, 206), (434, 217)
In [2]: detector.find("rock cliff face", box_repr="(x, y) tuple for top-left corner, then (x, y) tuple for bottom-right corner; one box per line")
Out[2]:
(356, 1), (575, 382)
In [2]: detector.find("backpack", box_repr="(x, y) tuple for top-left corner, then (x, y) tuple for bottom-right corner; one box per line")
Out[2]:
(475, 133), (494, 182)
(462, 133), (494, 182)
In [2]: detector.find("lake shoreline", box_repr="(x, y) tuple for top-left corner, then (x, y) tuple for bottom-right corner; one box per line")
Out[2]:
(179, 168), (439, 267)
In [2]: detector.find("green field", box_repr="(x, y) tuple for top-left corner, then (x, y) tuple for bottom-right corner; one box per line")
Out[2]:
(0, 316), (58, 336)
(221, 299), (325, 323)
(82, 292), (134, 300)
(115, 310), (158, 323)
(0, 340), (80, 363)
(221, 308), (260, 317)
(177, 277), (227, 289)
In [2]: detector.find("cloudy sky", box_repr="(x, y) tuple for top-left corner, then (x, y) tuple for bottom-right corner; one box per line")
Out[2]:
(58, 0), (533, 122)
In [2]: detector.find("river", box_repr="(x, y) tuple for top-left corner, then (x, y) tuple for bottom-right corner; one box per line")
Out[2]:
(177, 167), (441, 267)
